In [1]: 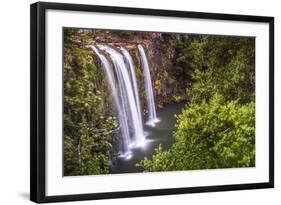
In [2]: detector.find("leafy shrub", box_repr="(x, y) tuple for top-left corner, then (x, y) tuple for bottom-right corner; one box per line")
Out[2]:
(175, 35), (255, 103)
(138, 94), (255, 171)
(63, 31), (118, 176)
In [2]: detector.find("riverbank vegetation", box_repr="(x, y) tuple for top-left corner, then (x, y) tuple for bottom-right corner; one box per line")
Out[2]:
(138, 35), (255, 171)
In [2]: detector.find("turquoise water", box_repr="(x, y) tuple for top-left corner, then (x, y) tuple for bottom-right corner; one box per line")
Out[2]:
(111, 102), (186, 174)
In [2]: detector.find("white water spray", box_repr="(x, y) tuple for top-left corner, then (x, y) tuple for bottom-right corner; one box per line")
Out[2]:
(120, 47), (143, 128)
(92, 44), (159, 159)
(90, 46), (132, 159)
(98, 45), (146, 149)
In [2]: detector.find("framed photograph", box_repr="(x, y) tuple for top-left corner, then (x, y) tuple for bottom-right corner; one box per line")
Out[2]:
(30, 1), (274, 203)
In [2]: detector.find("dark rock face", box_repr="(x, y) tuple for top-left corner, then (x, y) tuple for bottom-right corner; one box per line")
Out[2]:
(127, 32), (188, 109)
(142, 33), (187, 109)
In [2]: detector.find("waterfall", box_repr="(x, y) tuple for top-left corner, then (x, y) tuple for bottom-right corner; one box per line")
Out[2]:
(120, 47), (143, 129)
(90, 46), (132, 158)
(91, 44), (159, 159)
(138, 45), (159, 127)
(98, 45), (146, 149)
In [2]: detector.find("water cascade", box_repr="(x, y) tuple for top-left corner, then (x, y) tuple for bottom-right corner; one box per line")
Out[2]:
(98, 45), (146, 150)
(120, 47), (143, 129)
(90, 46), (132, 158)
(92, 44), (159, 159)
(138, 45), (159, 126)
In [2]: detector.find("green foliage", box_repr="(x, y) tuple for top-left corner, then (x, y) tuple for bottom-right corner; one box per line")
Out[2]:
(138, 94), (255, 171)
(174, 35), (204, 82)
(191, 37), (255, 103)
(62, 28), (256, 175)
(139, 35), (255, 172)
(175, 35), (255, 103)
(64, 136), (79, 175)
(173, 95), (183, 102)
(63, 29), (118, 176)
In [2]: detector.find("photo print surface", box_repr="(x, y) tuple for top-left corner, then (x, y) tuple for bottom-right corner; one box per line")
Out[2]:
(63, 28), (255, 176)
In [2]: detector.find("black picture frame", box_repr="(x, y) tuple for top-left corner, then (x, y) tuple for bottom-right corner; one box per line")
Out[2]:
(30, 1), (274, 203)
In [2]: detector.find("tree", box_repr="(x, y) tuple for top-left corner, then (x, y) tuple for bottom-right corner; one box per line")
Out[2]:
(63, 29), (118, 176)
(138, 94), (255, 171)
(174, 35), (255, 103)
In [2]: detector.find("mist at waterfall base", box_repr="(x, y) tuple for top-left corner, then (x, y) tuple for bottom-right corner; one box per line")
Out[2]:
(112, 102), (185, 174)
(91, 45), (184, 173)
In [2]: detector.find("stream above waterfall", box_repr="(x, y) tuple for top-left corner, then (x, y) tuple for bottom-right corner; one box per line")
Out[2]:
(111, 102), (185, 174)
